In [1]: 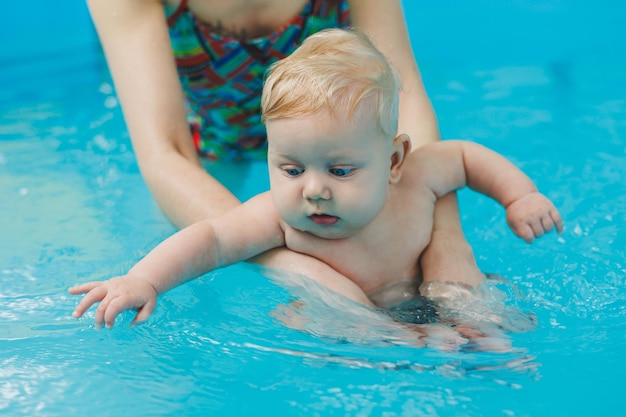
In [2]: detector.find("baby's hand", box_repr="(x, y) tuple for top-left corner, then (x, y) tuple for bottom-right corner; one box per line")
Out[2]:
(69, 275), (158, 328)
(506, 192), (563, 243)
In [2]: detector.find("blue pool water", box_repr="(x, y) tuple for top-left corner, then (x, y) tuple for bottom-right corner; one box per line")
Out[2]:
(1, 1), (625, 416)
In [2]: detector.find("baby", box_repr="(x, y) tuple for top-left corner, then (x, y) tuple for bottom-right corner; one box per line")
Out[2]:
(70, 29), (562, 328)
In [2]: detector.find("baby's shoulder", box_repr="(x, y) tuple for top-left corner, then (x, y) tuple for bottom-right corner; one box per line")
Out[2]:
(397, 152), (431, 187)
(241, 191), (280, 218)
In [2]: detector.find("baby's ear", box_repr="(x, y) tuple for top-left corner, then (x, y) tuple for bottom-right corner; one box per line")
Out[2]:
(389, 134), (411, 184)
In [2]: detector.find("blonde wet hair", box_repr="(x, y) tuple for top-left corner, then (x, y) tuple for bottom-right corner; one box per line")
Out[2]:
(261, 28), (400, 139)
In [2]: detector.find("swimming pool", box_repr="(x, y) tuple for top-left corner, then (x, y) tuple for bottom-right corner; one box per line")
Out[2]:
(1, 1), (625, 415)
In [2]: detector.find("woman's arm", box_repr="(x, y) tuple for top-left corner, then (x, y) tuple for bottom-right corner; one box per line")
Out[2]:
(349, 0), (439, 147)
(350, 0), (484, 288)
(88, 0), (241, 227)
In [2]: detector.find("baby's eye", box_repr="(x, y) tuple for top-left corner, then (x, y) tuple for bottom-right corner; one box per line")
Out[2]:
(329, 167), (354, 177)
(283, 167), (304, 177)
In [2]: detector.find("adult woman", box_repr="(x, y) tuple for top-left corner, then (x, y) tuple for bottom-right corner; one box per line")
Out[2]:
(87, 0), (484, 305)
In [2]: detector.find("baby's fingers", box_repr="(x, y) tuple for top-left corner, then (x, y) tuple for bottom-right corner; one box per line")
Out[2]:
(131, 300), (157, 327)
(100, 294), (156, 328)
(94, 293), (117, 328)
(100, 296), (128, 328)
(538, 208), (563, 237)
(511, 223), (535, 244)
(68, 281), (103, 295)
(72, 285), (108, 318)
(551, 209), (564, 234)
(528, 218), (546, 240)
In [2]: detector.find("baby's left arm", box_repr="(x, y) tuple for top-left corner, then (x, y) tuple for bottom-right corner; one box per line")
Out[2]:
(505, 192), (563, 243)
(414, 140), (563, 243)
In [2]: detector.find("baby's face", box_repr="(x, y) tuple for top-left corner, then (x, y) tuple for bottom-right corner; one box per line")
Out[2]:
(266, 109), (394, 239)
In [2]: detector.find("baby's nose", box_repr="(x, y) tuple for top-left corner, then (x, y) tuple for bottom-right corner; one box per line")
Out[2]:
(303, 176), (331, 200)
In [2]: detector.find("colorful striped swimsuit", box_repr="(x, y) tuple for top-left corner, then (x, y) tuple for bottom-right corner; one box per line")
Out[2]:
(166, 0), (350, 160)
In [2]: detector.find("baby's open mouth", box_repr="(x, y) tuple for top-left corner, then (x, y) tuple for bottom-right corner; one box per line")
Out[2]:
(309, 214), (339, 225)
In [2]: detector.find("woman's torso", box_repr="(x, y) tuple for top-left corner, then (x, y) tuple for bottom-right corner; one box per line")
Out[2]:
(166, 0), (311, 40)
(165, 0), (351, 160)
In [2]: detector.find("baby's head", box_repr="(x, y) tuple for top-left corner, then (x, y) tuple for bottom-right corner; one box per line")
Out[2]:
(262, 29), (411, 240)
(261, 29), (400, 140)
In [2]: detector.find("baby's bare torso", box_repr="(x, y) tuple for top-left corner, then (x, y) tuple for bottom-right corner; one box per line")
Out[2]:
(283, 159), (437, 302)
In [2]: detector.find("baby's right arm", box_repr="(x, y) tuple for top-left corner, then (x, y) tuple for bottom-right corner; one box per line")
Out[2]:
(69, 217), (225, 327)
(69, 193), (285, 327)
(69, 274), (158, 328)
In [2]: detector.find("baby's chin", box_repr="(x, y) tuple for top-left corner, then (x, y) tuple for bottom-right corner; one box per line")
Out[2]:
(292, 223), (355, 240)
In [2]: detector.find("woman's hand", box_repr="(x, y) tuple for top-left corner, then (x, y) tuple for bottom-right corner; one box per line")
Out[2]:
(420, 193), (485, 288)
(69, 275), (158, 328)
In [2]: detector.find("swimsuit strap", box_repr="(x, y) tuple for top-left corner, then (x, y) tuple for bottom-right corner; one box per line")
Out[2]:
(167, 0), (189, 27)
